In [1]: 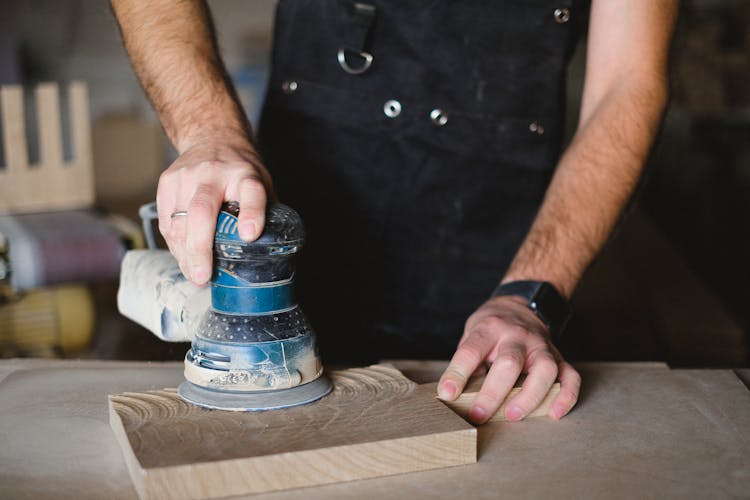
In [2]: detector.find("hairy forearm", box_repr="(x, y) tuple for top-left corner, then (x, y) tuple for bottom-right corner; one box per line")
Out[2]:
(111, 0), (251, 153)
(502, 76), (668, 298)
(501, 1), (679, 299)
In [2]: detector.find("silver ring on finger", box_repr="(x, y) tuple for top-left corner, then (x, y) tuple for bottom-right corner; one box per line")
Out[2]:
(170, 210), (188, 219)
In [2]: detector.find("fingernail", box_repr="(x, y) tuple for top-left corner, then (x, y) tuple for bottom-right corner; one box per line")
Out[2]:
(469, 405), (487, 423)
(191, 266), (209, 284)
(437, 380), (457, 400)
(506, 406), (524, 421)
(241, 221), (257, 240)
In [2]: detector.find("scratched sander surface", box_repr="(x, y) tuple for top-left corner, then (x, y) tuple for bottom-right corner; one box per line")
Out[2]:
(0, 359), (749, 499)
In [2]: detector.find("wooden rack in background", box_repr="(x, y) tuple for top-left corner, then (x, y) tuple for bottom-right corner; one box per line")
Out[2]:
(0, 81), (94, 213)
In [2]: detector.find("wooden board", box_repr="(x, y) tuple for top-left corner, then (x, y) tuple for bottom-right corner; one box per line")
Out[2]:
(433, 378), (561, 423)
(108, 365), (476, 500)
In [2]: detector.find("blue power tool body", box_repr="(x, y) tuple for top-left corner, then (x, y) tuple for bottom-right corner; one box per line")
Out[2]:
(178, 202), (331, 411)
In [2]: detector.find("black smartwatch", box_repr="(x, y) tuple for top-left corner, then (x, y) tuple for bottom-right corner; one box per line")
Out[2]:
(490, 280), (571, 337)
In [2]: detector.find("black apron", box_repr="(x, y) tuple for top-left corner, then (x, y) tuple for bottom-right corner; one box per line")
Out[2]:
(257, 0), (589, 363)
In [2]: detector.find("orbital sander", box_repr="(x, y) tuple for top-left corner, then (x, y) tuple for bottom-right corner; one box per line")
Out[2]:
(118, 202), (332, 411)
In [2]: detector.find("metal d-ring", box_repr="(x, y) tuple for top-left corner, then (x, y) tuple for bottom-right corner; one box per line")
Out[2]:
(337, 47), (373, 75)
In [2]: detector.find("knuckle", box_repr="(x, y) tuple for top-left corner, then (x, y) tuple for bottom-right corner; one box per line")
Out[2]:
(243, 174), (265, 186)
(571, 371), (582, 388)
(493, 351), (525, 371)
(456, 343), (485, 367)
(189, 185), (219, 211)
(243, 167), (265, 181)
(158, 168), (175, 184)
(536, 357), (559, 379)
(162, 226), (178, 244)
(507, 323), (531, 339)
(563, 364), (582, 388)
(474, 316), (504, 333)
(164, 220), (184, 240)
(186, 230), (214, 251)
(186, 245), (212, 261)
(557, 391), (578, 410)
(240, 176), (267, 197)
(476, 387), (505, 406)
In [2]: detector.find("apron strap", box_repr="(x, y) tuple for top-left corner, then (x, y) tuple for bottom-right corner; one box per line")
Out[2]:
(337, 2), (376, 75)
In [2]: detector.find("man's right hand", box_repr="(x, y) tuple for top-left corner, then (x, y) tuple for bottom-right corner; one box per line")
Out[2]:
(157, 139), (273, 286)
(111, 0), (273, 285)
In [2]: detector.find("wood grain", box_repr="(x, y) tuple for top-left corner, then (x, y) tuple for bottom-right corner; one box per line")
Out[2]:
(109, 365), (476, 500)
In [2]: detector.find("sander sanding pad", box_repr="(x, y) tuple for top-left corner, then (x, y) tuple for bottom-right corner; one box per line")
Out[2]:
(177, 376), (333, 411)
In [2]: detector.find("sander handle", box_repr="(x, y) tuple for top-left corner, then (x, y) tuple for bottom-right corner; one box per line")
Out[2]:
(117, 249), (209, 342)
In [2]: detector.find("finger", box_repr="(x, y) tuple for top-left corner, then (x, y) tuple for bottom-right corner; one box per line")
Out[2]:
(185, 183), (222, 285)
(502, 349), (558, 421)
(468, 343), (525, 424)
(156, 173), (177, 243)
(156, 175), (191, 276)
(236, 176), (267, 241)
(165, 216), (189, 278)
(549, 361), (581, 420)
(438, 329), (497, 402)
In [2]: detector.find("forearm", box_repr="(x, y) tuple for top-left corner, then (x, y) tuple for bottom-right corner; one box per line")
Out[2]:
(112, 0), (271, 283)
(503, 77), (668, 298)
(501, 0), (678, 299)
(111, 0), (252, 154)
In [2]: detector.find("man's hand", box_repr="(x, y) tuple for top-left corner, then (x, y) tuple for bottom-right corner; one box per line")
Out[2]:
(437, 296), (580, 424)
(111, 0), (274, 285)
(157, 140), (272, 286)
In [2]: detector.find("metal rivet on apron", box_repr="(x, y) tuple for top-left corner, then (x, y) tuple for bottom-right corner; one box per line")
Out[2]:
(383, 100), (402, 118)
(553, 8), (570, 23)
(529, 121), (545, 135)
(282, 80), (298, 94)
(430, 109), (448, 126)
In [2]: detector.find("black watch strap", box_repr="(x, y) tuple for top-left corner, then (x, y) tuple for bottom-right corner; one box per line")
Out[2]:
(490, 281), (571, 337)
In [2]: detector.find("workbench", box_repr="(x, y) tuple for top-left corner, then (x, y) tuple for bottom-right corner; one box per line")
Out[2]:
(1, 359), (748, 499)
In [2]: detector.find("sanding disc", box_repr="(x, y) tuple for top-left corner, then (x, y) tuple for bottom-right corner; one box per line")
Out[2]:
(178, 376), (333, 411)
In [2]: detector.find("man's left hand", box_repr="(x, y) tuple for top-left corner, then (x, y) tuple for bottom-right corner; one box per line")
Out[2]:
(437, 295), (580, 424)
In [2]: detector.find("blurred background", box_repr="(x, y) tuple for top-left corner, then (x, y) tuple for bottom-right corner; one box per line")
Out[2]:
(0, 0), (747, 367)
